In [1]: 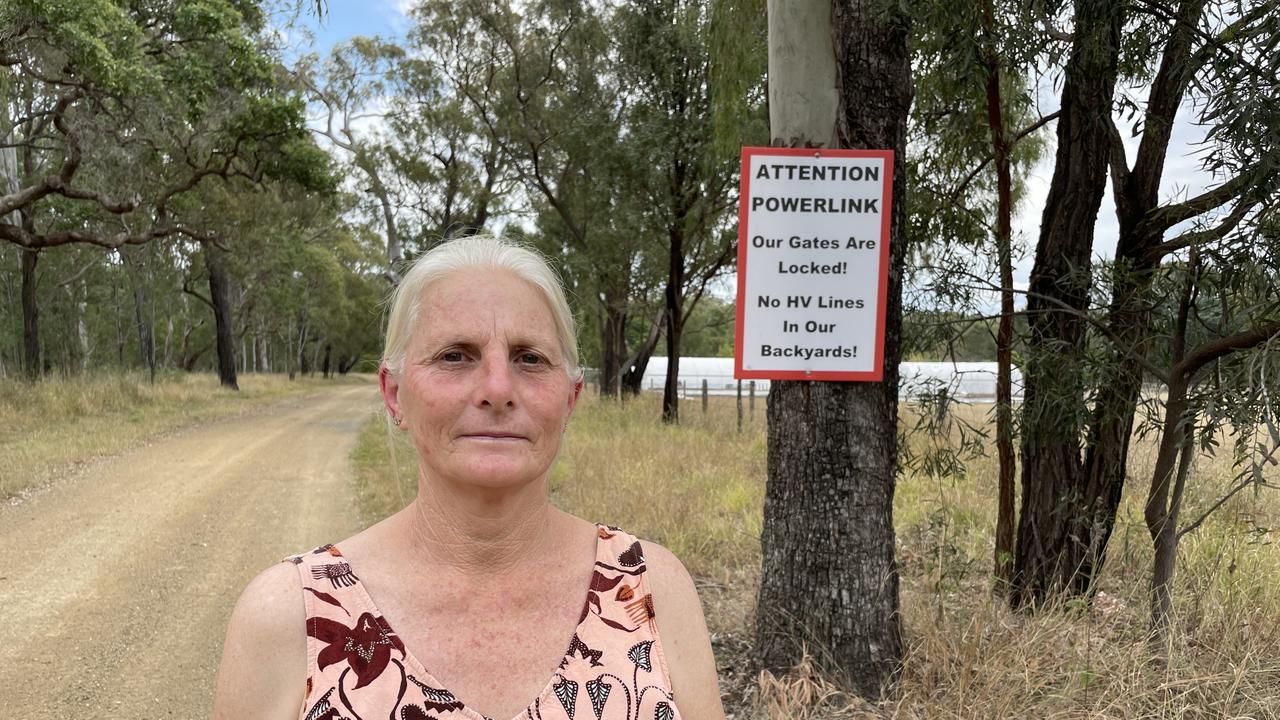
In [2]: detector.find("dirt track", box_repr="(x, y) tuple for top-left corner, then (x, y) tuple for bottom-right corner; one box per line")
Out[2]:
(0, 384), (380, 719)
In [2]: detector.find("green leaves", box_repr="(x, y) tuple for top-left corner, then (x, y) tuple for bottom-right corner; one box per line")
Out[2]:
(4, 0), (149, 94)
(1, 0), (330, 251)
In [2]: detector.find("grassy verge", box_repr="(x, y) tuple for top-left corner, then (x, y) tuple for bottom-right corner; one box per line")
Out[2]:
(0, 370), (360, 500)
(349, 392), (1280, 718)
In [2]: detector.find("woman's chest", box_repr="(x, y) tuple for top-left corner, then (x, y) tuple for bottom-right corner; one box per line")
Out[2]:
(377, 577), (589, 718)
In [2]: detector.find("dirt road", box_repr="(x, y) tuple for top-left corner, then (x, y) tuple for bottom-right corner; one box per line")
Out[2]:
(0, 383), (381, 719)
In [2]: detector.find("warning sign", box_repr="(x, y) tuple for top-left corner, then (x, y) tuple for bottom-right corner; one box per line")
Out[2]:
(734, 147), (893, 381)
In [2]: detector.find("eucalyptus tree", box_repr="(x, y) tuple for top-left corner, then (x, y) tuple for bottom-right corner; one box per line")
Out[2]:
(1134, 215), (1280, 640)
(295, 38), (408, 281)
(908, 0), (1051, 585)
(614, 0), (759, 422)
(1010, 0), (1280, 606)
(393, 3), (521, 243)
(755, 0), (911, 698)
(0, 0), (328, 379)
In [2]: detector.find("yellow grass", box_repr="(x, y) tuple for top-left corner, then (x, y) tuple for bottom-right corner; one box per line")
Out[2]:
(349, 391), (1280, 718)
(0, 371), (350, 499)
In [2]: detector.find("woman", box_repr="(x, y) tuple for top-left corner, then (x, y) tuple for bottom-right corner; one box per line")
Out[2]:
(213, 235), (725, 720)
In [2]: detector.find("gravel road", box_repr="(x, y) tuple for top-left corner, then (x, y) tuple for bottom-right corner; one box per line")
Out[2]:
(0, 384), (380, 718)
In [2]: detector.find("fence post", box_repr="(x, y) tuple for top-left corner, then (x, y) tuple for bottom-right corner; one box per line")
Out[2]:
(701, 379), (708, 414)
(737, 380), (743, 433)
(749, 380), (756, 422)
(680, 380), (685, 399)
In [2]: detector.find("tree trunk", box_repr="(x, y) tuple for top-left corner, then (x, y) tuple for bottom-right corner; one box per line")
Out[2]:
(259, 331), (270, 373)
(298, 318), (311, 377)
(357, 152), (403, 285)
(662, 306), (683, 423)
(755, 0), (909, 697)
(20, 245), (39, 379)
(163, 311), (173, 369)
(663, 226), (686, 422)
(204, 243), (239, 390)
(1145, 379), (1192, 641)
(113, 271), (126, 367)
(981, 0), (1017, 588)
(622, 308), (664, 396)
(322, 342), (332, 379)
(1011, 0), (1121, 606)
(286, 319), (295, 380)
(1075, 0), (1209, 600)
(598, 289), (627, 399)
(338, 354), (361, 374)
(122, 249), (156, 384)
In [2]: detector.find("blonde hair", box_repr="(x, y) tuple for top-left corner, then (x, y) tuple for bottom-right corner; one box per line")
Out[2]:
(381, 235), (581, 379)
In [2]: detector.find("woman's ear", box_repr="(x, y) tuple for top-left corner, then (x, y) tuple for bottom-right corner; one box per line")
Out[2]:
(379, 363), (404, 428)
(567, 376), (584, 417)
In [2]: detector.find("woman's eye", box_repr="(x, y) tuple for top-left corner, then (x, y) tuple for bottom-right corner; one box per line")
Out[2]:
(440, 351), (466, 362)
(518, 352), (545, 365)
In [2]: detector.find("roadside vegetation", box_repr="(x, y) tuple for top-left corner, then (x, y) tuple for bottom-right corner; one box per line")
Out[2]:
(0, 371), (355, 500)
(351, 392), (1280, 718)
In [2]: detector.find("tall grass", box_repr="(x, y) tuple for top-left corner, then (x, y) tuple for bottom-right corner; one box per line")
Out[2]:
(0, 370), (344, 499)
(349, 392), (1280, 718)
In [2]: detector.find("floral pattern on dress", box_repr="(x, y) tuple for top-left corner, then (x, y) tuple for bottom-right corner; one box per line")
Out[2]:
(281, 524), (682, 720)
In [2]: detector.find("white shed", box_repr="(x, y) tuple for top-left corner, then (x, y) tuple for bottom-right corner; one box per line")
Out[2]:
(630, 357), (1020, 401)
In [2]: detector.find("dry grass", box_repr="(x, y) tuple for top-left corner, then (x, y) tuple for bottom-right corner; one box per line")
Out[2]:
(0, 370), (348, 500)
(348, 391), (1280, 718)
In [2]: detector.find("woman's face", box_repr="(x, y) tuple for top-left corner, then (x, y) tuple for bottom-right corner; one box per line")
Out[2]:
(381, 268), (581, 493)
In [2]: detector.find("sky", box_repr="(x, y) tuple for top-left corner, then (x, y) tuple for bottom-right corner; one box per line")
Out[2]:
(272, 0), (409, 60)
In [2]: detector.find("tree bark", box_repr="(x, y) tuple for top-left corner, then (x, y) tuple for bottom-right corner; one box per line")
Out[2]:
(204, 243), (239, 390)
(1145, 377), (1191, 640)
(122, 249), (156, 384)
(1075, 0), (1210, 599)
(598, 286), (628, 399)
(663, 224), (686, 423)
(981, 0), (1017, 588)
(621, 308), (664, 396)
(755, 0), (909, 698)
(20, 244), (40, 378)
(1011, 0), (1122, 606)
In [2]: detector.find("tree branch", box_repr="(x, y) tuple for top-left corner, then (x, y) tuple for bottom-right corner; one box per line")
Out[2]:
(182, 274), (215, 310)
(0, 220), (213, 250)
(950, 111), (1061, 199)
(1106, 116), (1131, 219)
(1178, 442), (1279, 540)
(1141, 170), (1254, 234)
(1173, 320), (1280, 381)
(920, 263), (1175, 384)
(54, 257), (101, 288)
(1141, 198), (1259, 263)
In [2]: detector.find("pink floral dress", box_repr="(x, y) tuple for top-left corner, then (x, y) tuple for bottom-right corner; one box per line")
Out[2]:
(282, 524), (683, 720)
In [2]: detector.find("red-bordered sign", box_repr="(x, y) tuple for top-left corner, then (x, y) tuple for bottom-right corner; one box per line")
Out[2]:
(734, 146), (893, 382)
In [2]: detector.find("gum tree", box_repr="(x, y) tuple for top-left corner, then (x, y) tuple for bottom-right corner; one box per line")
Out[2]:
(755, 0), (911, 697)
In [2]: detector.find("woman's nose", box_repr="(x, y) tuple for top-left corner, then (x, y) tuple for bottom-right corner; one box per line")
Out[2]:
(477, 353), (516, 408)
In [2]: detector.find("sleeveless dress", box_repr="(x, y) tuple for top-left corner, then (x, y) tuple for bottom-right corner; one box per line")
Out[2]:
(282, 524), (684, 720)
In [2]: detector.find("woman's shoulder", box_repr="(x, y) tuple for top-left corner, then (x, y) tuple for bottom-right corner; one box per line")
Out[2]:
(213, 560), (307, 719)
(224, 559), (307, 657)
(611, 531), (727, 719)
(594, 525), (699, 618)
(627, 534), (698, 613)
